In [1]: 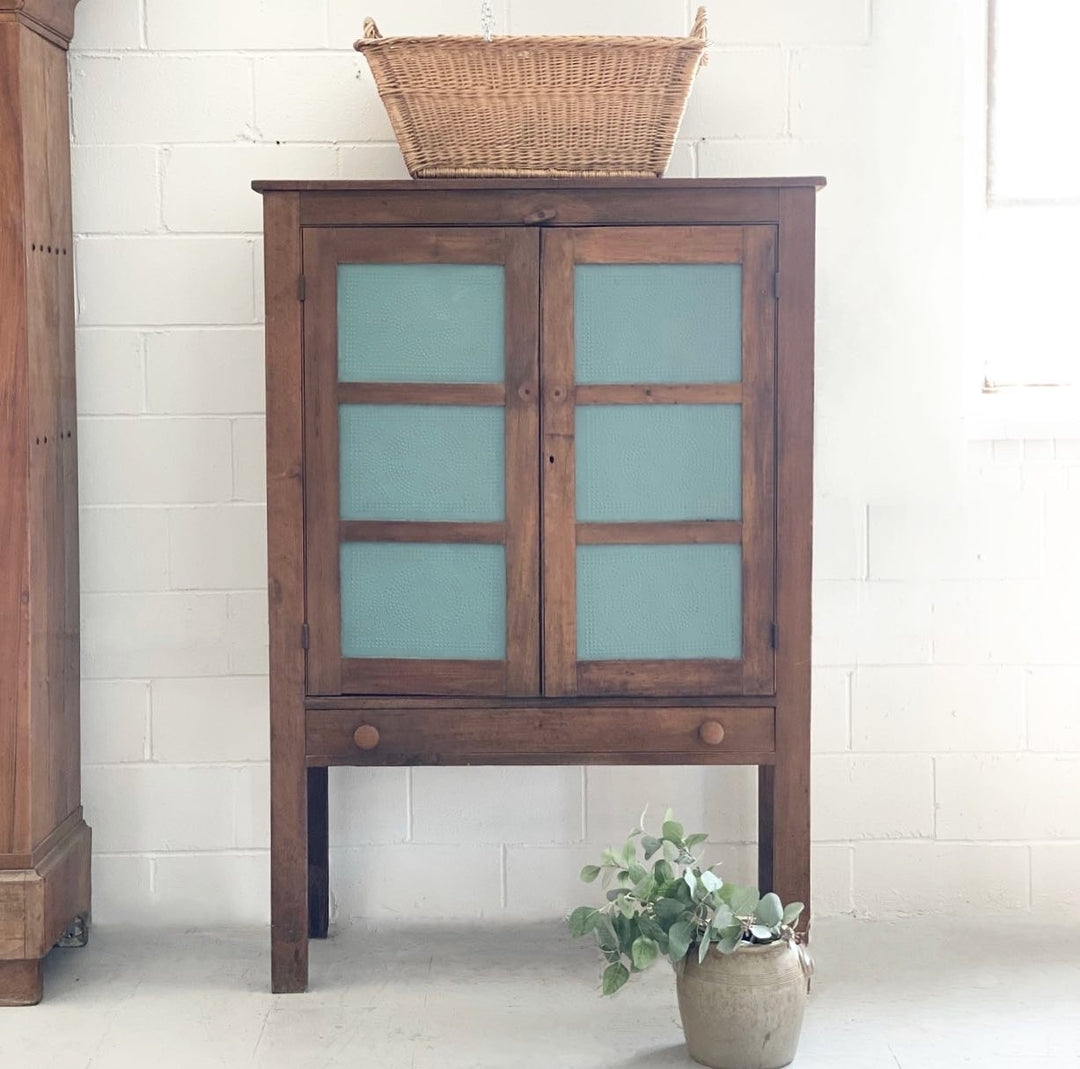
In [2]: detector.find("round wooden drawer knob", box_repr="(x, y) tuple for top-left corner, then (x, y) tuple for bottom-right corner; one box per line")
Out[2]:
(353, 724), (381, 750)
(699, 720), (726, 746)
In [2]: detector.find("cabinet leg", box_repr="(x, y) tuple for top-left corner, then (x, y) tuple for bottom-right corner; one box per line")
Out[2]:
(768, 754), (811, 932)
(0, 960), (43, 1007)
(271, 721), (309, 993)
(307, 767), (330, 940)
(757, 765), (775, 894)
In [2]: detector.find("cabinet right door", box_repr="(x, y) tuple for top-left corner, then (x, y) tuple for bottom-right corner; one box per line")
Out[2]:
(541, 226), (776, 698)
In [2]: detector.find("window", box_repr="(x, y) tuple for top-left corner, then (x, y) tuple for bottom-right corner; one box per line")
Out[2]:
(967, 1), (1080, 427)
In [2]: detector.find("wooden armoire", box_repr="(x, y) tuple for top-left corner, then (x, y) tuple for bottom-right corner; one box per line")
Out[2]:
(0, 0), (91, 1007)
(256, 178), (821, 993)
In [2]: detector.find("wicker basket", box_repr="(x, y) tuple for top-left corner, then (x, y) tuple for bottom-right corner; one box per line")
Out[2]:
(354, 9), (709, 178)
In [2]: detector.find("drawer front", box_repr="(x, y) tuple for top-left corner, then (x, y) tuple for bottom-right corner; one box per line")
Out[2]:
(306, 706), (775, 766)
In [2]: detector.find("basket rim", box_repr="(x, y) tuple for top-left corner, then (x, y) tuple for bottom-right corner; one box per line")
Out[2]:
(354, 33), (709, 52)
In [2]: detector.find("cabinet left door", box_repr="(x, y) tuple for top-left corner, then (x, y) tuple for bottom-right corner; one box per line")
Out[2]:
(302, 228), (541, 697)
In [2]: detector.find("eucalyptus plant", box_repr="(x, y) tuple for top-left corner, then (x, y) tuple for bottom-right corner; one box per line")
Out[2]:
(568, 810), (804, 995)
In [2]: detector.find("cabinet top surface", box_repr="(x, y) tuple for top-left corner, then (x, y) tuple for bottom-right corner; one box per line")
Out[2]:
(251, 176), (826, 194)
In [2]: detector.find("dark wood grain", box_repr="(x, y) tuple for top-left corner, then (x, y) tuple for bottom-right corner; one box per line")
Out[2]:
(740, 226), (778, 695)
(576, 383), (742, 405)
(576, 522), (742, 545)
(570, 225), (743, 264)
(336, 382), (505, 406)
(339, 521), (506, 544)
(577, 660), (746, 697)
(264, 192), (310, 994)
(307, 706), (775, 764)
(770, 187), (816, 928)
(342, 659), (506, 697)
(540, 230), (577, 696)
(503, 229), (542, 695)
(297, 188), (786, 229)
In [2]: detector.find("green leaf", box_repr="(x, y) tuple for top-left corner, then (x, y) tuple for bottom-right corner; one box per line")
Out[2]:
(595, 915), (619, 951)
(750, 924), (774, 941)
(579, 864), (601, 883)
(654, 896), (686, 921)
(631, 936), (659, 971)
(663, 807), (675, 824)
(667, 920), (694, 963)
(621, 840), (636, 867)
(628, 862), (648, 885)
(602, 847), (621, 867)
(684, 833), (708, 849)
(699, 870), (721, 894)
(728, 885), (761, 917)
(662, 820), (685, 843)
(683, 869), (697, 894)
(618, 895), (637, 919)
(697, 933), (713, 964)
(606, 889), (623, 902)
(641, 835), (663, 860)
(633, 874), (656, 902)
(568, 906), (599, 937)
(602, 962), (630, 996)
(716, 924), (743, 954)
(638, 915), (666, 943)
(755, 892), (784, 927)
(782, 901), (805, 926)
(662, 840), (680, 863)
(652, 859), (674, 887)
(710, 904), (734, 931)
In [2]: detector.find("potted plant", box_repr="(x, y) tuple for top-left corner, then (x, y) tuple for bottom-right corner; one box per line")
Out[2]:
(568, 810), (811, 1069)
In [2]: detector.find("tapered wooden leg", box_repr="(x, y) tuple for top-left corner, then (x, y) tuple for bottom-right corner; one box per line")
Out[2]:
(757, 764), (775, 894)
(307, 767), (330, 939)
(0, 960), (43, 1007)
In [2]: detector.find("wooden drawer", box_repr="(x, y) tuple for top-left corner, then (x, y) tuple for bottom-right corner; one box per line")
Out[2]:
(306, 705), (775, 766)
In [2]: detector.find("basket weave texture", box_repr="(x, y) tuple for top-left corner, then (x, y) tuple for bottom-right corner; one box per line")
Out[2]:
(354, 9), (709, 178)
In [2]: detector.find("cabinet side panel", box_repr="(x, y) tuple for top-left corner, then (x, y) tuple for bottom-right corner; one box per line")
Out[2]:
(772, 187), (815, 919)
(21, 24), (79, 848)
(264, 193), (309, 991)
(0, 22), (31, 859)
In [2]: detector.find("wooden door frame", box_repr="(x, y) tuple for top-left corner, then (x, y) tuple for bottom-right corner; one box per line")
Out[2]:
(541, 225), (777, 698)
(301, 227), (541, 697)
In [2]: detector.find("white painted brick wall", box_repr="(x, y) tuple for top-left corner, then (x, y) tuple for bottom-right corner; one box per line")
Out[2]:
(67, 0), (1080, 927)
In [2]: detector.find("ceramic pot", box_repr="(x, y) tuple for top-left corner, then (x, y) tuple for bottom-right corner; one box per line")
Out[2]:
(675, 939), (809, 1069)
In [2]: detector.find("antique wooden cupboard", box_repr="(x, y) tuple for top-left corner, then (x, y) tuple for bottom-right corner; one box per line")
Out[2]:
(256, 178), (822, 993)
(0, 0), (91, 1008)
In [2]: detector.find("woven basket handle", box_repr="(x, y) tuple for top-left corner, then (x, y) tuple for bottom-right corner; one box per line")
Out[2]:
(691, 6), (707, 40)
(363, 17), (382, 40)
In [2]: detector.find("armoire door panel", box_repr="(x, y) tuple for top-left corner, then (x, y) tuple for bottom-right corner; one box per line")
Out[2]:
(541, 226), (777, 698)
(303, 227), (540, 697)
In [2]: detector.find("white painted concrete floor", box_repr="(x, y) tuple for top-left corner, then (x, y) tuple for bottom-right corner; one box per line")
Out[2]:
(1, 918), (1078, 1068)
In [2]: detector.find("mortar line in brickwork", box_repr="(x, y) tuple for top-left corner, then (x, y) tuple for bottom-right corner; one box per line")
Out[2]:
(499, 844), (508, 909)
(405, 768), (414, 841)
(139, 0), (148, 49)
(579, 768), (588, 841)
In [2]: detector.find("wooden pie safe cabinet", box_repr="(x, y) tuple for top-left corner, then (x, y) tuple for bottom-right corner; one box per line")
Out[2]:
(256, 178), (822, 993)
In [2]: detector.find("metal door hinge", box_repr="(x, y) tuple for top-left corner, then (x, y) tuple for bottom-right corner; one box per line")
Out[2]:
(301, 622), (310, 650)
(770, 622), (778, 649)
(297, 274), (306, 301)
(772, 272), (781, 300)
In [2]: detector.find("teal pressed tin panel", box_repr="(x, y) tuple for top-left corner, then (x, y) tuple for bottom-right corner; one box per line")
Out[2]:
(340, 543), (507, 659)
(576, 405), (742, 522)
(338, 264), (505, 382)
(577, 544), (742, 660)
(339, 405), (505, 521)
(575, 264), (742, 383)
